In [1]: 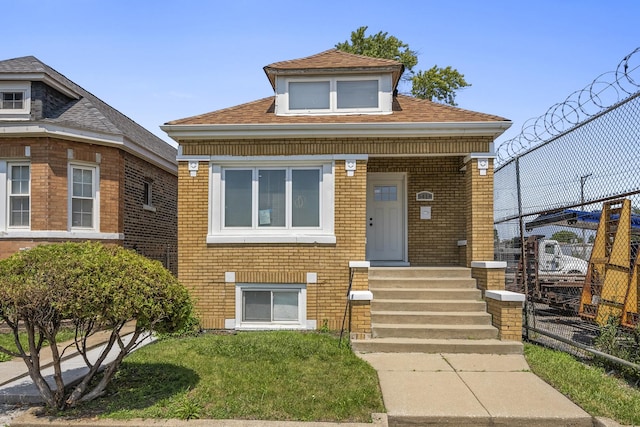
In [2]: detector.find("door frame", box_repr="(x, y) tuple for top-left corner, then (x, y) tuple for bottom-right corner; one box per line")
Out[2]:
(366, 172), (408, 266)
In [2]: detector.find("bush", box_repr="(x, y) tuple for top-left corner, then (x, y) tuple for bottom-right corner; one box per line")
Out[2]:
(0, 242), (193, 409)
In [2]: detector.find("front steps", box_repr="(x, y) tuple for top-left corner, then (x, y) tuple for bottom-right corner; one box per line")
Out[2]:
(351, 267), (523, 354)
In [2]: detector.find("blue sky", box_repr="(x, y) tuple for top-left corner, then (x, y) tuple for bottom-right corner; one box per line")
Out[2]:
(3, 1), (639, 149)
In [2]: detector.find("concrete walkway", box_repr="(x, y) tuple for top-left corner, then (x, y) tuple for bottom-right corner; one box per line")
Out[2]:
(0, 333), (626, 427)
(358, 352), (598, 426)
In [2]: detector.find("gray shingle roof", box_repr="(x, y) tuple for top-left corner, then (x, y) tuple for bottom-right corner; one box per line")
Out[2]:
(0, 56), (176, 166)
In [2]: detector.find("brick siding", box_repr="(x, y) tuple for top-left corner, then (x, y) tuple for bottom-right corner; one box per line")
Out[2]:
(178, 159), (367, 330)
(486, 299), (523, 341)
(0, 137), (178, 273)
(178, 135), (498, 332)
(123, 152), (178, 274)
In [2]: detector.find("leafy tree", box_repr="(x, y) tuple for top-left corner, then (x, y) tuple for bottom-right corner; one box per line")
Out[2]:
(412, 65), (470, 106)
(0, 242), (194, 409)
(335, 26), (418, 79)
(336, 26), (470, 105)
(551, 230), (582, 243)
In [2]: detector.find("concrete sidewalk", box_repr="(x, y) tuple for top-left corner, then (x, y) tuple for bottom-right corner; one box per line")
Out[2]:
(358, 352), (600, 426)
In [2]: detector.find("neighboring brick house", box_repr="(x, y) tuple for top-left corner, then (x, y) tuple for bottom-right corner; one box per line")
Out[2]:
(163, 50), (513, 340)
(0, 56), (178, 273)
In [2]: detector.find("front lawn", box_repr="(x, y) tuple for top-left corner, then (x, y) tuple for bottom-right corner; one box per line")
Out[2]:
(524, 342), (640, 425)
(66, 331), (384, 422)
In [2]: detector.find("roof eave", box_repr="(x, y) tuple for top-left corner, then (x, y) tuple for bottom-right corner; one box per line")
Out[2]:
(0, 122), (177, 174)
(263, 65), (404, 90)
(161, 121), (513, 142)
(0, 72), (80, 99)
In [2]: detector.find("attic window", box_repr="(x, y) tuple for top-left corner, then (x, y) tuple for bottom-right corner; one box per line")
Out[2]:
(0, 82), (30, 120)
(290, 81), (330, 110)
(337, 80), (378, 108)
(1, 92), (24, 110)
(283, 77), (383, 115)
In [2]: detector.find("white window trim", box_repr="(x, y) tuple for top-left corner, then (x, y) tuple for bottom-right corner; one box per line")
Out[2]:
(0, 82), (31, 120)
(208, 160), (335, 244)
(68, 162), (100, 232)
(7, 162), (30, 230)
(276, 75), (393, 116)
(234, 283), (308, 330)
(0, 160), (31, 231)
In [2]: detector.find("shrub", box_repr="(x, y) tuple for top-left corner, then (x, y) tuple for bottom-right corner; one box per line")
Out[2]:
(0, 242), (193, 409)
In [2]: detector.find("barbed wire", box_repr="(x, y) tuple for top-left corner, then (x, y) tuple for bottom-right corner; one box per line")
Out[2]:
(496, 47), (640, 166)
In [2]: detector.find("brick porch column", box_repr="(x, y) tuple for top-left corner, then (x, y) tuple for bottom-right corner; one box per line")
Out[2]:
(464, 155), (494, 266)
(471, 260), (507, 296)
(485, 290), (525, 341)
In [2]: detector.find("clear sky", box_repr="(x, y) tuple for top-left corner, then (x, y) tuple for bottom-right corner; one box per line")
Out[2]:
(3, 0), (638, 150)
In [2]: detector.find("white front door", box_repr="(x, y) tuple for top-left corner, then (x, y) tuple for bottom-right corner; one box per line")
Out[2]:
(366, 173), (406, 262)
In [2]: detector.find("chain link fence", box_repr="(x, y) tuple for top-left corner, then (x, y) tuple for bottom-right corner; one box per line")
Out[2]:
(494, 48), (640, 370)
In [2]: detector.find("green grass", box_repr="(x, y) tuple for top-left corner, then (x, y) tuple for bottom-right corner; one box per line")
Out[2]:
(0, 328), (77, 362)
(524, 342), (640, 425)
(65, 331), (384, 422)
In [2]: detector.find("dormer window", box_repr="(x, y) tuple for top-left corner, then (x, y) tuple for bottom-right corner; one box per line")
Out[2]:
(0, 82), (30, 120)
(277, 75), (392, 116)
(2, 92), (24, 110)
(337, 80), (379, 109)
(290, 81), (330, 110)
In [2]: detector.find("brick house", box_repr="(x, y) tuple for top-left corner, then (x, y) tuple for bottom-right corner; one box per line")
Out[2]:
(0, 56), (178, 273)
(163, 50), (521, 351)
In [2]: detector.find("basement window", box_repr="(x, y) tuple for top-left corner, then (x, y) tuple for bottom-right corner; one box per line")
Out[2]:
(235, 284), (307, 330)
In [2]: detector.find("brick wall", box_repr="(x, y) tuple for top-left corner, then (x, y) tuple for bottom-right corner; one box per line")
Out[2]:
(465, 157), (495, 264)
(369, 157), (466, 266)
(486, 298), (523, 341)
(182, 136), (492, 157)
(177, 160), (368, 330)
(123, 152), (178, 274)
(0, 137), (164, 260)
(178, 135), (496, 331)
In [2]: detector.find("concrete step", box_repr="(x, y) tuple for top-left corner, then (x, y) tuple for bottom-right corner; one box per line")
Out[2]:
(372, 299), (487, 312)
(351, 337), (523, 354)
(372, 324), (498, 340)
(371, 288), (481, 300)
(369, 266), (471, 279)
(371, 311), (492, 325)
(369, 277), (478, 289)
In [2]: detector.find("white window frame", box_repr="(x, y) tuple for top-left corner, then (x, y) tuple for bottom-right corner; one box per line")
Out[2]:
(234, 283), (307, 330)
(277, 75), (392, 116)
(68, 163), (100, 232)
(208, 160), (335, 244)
(0, 82), (31, 120)
(7, 162), (30, 229)
(0, 161), (31, 231)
